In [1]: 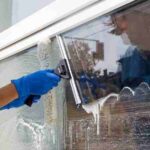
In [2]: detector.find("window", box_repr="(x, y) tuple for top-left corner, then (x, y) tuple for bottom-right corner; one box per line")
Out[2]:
(0, 39), (64, 149)
(61, 1), (150, 149)
(1, 0), (148, 150)
(62, 1), (150, 103)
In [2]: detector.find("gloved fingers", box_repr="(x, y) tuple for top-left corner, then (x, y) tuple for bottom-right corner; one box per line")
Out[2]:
(41, 82), (58, 94)
(12, 69), (61, 99)
(49, 82), (58, 89)
(43, 81), (58, 90)
(46, 72), (61, 82)
(33, 95), (41, 99)
(32, 95), (41, 103)
(45, 69), (54, 73)
(0, 104), (10, 110)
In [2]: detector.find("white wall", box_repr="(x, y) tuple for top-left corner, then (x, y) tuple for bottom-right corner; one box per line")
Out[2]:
(12, 0), (55, 24)
(0, 0), (55, 31)
(0, 0), (12, 32)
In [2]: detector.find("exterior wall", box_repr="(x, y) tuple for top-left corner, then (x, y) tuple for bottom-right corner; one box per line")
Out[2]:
(0, 0), (12, 32)
(12, 0), (55, 24)
(0, 0), (55, 32)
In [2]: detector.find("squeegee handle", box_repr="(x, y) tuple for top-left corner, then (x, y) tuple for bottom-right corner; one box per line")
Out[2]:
(24, 95), (35, 107)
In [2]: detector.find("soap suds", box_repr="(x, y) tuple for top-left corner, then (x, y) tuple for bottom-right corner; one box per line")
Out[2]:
(82, 83), (150, 135)
(37, 38), (57, 123)
(121, 87), (135, 95)
(82, 93), (118, 135)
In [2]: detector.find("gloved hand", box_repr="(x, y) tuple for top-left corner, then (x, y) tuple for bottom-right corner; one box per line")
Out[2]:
(1, 95), (41, 110)
(1, 70), (60, 109)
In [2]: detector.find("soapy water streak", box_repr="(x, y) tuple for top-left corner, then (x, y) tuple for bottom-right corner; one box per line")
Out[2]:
(82, 82), (150, 135)
(37, 38), (52, 69)
(17, 118), (45, 150)
(17, 118), (56, 150)
(37, 38), (58, 125)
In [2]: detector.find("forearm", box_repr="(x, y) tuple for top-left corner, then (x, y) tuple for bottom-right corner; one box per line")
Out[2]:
(0, 83), (18, 107)
(0, 70), (60, 109)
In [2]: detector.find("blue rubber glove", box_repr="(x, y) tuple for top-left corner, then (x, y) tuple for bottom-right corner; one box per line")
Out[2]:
(0, 95), (41, 110)
(1, 70), (60, 110)
(12, 69), (60, 97)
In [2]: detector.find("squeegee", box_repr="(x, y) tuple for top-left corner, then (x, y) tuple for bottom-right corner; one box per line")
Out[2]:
(24, 57), (72, 107)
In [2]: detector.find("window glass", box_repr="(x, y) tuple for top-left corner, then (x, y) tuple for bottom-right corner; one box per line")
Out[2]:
(62, 1), (150, 149)
(0, 0), (55, 32)
(0, 39), (63, 150)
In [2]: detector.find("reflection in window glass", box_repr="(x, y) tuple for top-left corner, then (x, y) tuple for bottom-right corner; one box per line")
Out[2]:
(0, 0), (55, 32)
(63, 1), (150, 104)
(63, 1), (150, 149)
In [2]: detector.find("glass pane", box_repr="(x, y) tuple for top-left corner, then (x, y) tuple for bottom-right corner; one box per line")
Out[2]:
(0, 0), (55, 32)
(62, 1), (150, 149)
(0, 39), (63, 150)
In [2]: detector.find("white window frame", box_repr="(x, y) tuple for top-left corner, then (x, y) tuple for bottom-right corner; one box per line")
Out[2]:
(0, 0), (137, 61)
(0, 0), (99, 50)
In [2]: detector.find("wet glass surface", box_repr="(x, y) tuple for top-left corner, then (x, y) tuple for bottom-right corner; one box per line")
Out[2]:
(62, 1), (150, 149)
(0, 45), (62, 150)
(0, 1), (150, 150)
(0, 48), (42, 149)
